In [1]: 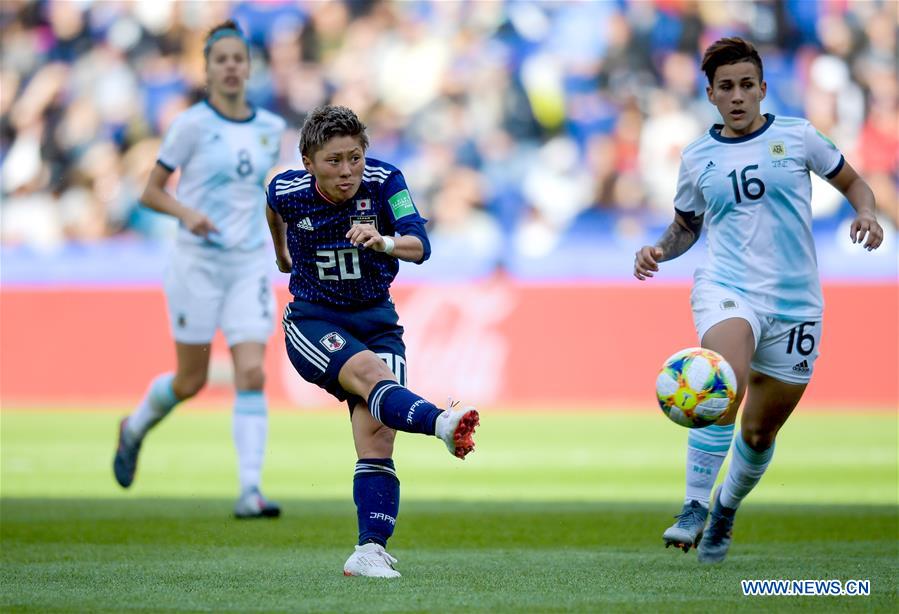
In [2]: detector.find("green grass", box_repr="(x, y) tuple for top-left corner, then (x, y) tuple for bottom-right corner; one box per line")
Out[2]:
(2, 409), (897, 612)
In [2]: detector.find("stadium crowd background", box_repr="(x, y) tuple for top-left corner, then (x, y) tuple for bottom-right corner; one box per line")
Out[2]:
(1, 0), (896, 273)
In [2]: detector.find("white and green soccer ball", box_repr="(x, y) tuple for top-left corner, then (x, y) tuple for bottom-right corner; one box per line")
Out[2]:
(656, 347), (737, 428)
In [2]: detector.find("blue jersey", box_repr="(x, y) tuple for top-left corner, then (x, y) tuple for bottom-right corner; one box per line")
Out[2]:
(267, 159), (431, 309)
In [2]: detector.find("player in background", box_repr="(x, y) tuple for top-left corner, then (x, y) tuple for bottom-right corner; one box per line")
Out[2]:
(633, 38), (883, 563)
(113, 21), (287, 519)
(266, 105), (479, 578)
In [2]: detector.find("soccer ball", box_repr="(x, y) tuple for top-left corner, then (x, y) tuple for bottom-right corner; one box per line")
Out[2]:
(655, 347), (737, 428)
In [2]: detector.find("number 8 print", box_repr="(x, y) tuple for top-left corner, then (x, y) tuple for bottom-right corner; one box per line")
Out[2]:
(236, 148), (253, 177)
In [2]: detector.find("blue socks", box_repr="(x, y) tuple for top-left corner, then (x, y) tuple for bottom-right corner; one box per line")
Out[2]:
(367, 380), (442, 435)
(356, 382), (430, 546)
(354, 458), (400, 546)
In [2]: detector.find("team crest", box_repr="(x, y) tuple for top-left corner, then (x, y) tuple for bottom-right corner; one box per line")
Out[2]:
(320, 332), (346, 352)
(355, 198), (371, 211)
(769, 141), (786, 158)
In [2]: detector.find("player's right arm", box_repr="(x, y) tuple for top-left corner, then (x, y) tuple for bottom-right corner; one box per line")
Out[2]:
(265, 175), (292, 273)
(265, 205), (292, 273)
(634, 155), (705, 281)
(141, 111), (216, 237)
(139, 164), (218, 237)
(634, 210), (704, 280)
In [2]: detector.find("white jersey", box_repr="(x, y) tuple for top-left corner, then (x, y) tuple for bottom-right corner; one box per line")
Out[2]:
(158, 100), (286, 251)
(675, 114), (844, 320)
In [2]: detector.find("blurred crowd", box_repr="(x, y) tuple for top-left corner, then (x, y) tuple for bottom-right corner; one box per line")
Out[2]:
(1, 0), (896, 261)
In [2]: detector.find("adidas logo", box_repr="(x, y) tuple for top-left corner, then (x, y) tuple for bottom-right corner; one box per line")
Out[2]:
(297, 217), (314, 231)
(792, 360), (810, 374)
(706, 160), (716, 169)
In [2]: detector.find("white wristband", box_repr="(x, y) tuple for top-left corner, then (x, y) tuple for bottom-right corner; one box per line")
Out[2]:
(382, 236), (395, 255)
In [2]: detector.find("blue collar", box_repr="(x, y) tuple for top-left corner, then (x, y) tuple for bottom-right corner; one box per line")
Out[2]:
(204, 98), (256, 123)
(709, 113), (775, 143)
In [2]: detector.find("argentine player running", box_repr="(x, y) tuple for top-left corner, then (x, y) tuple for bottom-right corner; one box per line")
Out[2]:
(266, 105), (479, 578)
(113, 21), (287, 519)
(634, 38), (884, 563)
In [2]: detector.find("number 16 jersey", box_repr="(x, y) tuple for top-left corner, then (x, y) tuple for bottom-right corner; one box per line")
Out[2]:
(674, 114), (844, 320)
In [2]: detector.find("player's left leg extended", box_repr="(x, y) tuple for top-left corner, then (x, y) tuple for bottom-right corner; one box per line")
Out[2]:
(698, 371), (807, 563)
(343, 402), (402, 578)
(230, 341), (280, 519)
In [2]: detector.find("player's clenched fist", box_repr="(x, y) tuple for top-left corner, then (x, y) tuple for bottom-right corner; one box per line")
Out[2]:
(634, 246), (664, 281)
(346, 223), (387, 252)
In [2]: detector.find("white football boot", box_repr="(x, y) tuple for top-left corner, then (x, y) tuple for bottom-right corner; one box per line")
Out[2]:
(435, 401), (480, 459)
(343, 542), (401, 578)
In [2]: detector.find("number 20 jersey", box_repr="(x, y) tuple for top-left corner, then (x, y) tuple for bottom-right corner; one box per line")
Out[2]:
(266, 159), (431, 309)
(158, 100), (286, 251)
(674, 114), (844, 320)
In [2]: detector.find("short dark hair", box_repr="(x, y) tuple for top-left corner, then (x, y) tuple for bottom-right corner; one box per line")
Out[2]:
(300, 105), (369, 158)
(700, 37), (763, 85)
(204, 20), (248, 60)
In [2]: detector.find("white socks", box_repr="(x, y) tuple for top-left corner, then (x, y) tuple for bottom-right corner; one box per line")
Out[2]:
(126, 373), (179, 440)
(684, 423), (734, 506)
(126, 378), (269, 494)
(233, 390), (268, 493)
(719, 434), (774, 510)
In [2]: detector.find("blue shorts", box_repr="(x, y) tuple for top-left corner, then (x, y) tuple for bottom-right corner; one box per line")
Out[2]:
(281, 298), (407, 409)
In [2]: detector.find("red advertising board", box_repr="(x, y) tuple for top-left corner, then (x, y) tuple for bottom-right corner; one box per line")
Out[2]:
(1, 282), (895, 409)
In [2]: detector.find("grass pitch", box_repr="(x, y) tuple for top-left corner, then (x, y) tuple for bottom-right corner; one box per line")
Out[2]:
(1, 409), (897, 612)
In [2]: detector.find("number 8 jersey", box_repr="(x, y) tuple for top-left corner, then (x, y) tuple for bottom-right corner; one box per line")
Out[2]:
(675, 114), (844, 320)
(158, 100), (286, 251)
(266, 159), (431, 309)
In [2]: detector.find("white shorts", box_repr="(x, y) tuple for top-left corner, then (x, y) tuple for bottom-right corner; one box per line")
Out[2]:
(691, 281), (822, 385)
(164, 245), (275, 346)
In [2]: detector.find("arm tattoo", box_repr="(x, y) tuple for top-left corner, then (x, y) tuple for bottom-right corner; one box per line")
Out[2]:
(655, 210), (703, 262)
